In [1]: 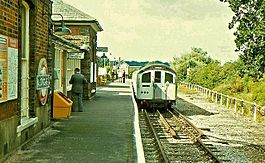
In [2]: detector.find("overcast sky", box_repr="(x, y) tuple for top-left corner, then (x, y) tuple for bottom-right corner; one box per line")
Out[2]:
(62, 0), (238, 63)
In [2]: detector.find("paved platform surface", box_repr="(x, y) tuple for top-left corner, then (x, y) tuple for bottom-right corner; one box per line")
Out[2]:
(6, 82), (135, 163)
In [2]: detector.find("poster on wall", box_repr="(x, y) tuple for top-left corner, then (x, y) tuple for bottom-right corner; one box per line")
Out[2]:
(0, 34), (18, 103)
(0, 34), (8, 102)
(8, 37), (18, 100)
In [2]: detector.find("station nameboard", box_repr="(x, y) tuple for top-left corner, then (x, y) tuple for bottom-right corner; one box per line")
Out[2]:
(36, 58), (49, 106)
(67, 52), (84, 59)
(36, 75), (50, 90)
(97, 47), (108, 52)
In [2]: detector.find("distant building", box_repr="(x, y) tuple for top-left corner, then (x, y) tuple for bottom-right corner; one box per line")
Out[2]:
(119, 61), (147, 78)
(119, 61), (169, 78)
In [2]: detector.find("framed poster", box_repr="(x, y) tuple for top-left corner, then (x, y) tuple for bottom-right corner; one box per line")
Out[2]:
(8, 37), (18, 100)
(0, 34), (8, 102)
(0, 34), (18, 103)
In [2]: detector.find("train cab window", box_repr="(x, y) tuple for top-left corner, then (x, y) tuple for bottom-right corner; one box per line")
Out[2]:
(142, 72), (151, 83)
(165, 73), (174, 83)
(154, 71), (161, 83)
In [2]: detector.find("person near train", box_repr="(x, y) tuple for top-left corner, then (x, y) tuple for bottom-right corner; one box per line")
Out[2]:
(122, 70), (126, 83)
(69, 68), (88, 112)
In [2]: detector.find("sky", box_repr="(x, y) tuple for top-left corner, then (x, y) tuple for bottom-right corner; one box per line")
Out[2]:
(62, 0), (238, 63)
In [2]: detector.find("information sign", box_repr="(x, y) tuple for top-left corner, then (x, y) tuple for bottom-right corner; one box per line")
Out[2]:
(97, 47), (108, 52)
(67, 52), (84, 59)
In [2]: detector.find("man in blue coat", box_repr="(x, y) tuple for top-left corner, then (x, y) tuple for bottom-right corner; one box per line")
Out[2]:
(69, 68), (88, 112)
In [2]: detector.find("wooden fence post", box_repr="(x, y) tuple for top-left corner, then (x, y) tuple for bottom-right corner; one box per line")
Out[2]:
(226, 96), (229, 109)
(215, 92), (218, 103)
(220, 93), (223, 110)
(241, 99), (244, 115)
(234, 99), (237, 113)
(211, 91), (214, 102)
(253, 103), (257, 121)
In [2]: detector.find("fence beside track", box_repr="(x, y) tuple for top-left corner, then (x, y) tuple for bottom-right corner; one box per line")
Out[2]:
(180, 82), (265, 122)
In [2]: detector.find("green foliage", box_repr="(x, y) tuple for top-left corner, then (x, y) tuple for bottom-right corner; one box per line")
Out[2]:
(220, 0), (265, 78)
(252, 77), (265, 106)
(187, 63), (220, 89)
(186, 61), (240, 90)
(171, 48), (219, 82)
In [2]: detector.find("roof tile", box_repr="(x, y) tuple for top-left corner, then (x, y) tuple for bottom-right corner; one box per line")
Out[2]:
(52, 0), (96, 21)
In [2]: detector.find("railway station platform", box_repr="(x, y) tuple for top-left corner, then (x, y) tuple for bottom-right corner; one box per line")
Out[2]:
(6, 81), (139, 163)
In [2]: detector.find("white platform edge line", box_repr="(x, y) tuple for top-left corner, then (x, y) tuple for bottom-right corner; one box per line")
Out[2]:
(130, 84), (145, 163)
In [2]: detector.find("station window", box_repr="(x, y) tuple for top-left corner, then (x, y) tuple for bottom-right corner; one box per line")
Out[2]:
(21, 0), (30, 119)
(165, 73), (173, 83)
(142, 72), (151, 83)
(154, 71), (161, 83)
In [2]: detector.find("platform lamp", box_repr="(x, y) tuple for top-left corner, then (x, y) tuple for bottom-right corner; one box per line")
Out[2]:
(51, 14), (72, 35)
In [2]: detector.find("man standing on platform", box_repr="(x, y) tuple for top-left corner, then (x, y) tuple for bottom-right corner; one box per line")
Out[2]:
(69, 68), (88, 112)
(122, 70), (126, 83)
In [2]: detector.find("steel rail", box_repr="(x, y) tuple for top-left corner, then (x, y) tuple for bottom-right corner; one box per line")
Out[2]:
(170, 109), (222, 162)
(170, 109), (203, 140)
(157, 110), (177, 138)
(144, 110), (170, 163)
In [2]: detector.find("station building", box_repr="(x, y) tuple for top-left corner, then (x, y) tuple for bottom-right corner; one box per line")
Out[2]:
(0, 0), (102, 160)
(52, 0), (103, 99)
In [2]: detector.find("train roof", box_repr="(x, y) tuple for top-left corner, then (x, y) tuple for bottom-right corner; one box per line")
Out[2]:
(138, 63), (176, 74)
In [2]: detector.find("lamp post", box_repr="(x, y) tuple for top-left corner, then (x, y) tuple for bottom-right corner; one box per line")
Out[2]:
(44, 13), (71, 118)
(51, 14), (72, 35)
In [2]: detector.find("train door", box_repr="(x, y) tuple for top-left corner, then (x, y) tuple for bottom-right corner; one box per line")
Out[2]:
(153, 71), (162, 100)
(140, 71), (152, 99)
(164, 72), (175, 100)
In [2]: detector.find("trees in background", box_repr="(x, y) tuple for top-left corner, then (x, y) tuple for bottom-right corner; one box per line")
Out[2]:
(171, 48), (265, 105)
(220, 0), (265, 79)
(170, 48), (219, 82)
(171, 1), (265, 105)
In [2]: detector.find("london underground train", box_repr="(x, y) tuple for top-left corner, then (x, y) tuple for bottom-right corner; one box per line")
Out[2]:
(132, 64), (177, 110)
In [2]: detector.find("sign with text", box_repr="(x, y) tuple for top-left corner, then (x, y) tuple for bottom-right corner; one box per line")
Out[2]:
(36, 58), (49, 105)
(67, 52), (84, 59)
(97, 47), (108, 52)
(0, 35), (18, 103)
(36, 75), (50, 90)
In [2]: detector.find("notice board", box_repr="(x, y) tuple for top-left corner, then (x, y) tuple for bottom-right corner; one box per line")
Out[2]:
(0, 34), (18, 103)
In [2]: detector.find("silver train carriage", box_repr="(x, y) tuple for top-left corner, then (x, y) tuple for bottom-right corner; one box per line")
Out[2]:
(132, 64), (177, 109)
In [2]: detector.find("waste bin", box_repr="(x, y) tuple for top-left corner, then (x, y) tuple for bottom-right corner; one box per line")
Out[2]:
(53, 91), (73, 119)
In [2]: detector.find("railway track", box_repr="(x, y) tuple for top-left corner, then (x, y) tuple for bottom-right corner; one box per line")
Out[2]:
(139, 108), (232, 162)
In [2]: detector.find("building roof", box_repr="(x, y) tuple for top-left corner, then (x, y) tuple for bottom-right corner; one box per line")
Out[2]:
(124, 61), (148, 67)
(52, 0), (103, 31)
(124, 61), (169, 67)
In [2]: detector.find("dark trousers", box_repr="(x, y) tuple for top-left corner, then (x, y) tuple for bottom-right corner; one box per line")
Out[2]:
(72, 92), (83, 112)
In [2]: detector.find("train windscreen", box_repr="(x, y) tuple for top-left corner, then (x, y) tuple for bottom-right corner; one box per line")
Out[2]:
(165, 73), (173, 83)
(142, 72), (151, 83)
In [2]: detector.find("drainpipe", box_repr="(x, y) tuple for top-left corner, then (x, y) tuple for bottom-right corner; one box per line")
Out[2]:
(50, 43), (55, 118)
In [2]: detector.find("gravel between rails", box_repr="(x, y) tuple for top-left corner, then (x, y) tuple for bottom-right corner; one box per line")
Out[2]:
(175, 92), (265, 163)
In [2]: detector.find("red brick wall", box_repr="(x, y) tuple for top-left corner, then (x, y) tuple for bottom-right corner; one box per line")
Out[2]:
(0, 0), (52, 120)
(0, 0), (19, 120)
(0, 0), (19, 38)
(30, 0), (51, 112)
